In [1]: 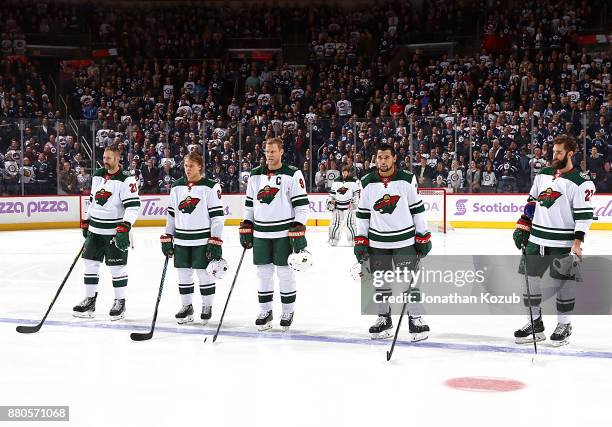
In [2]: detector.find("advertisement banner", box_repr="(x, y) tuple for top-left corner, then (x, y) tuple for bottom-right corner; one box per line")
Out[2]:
(0, 196), (81, 230)
(448, 194), (612, 229)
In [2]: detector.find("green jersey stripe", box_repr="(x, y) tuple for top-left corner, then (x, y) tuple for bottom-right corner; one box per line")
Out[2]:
(531, 228), (574, 241)
(368, 229), (416, 243)
(532, 223), (574, 232)
(175, 231), (211, 240)
(254, 222), (292, 232)
(292, 199), (309, 207)
(90, 219), (118, 229)
(410, 205), (426, 215)
(253, 217), (294, 225)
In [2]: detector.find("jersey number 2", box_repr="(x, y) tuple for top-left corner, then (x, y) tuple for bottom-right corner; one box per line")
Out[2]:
(584, 189), (594, 201)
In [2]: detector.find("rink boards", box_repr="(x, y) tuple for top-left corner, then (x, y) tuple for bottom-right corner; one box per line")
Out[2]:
(1, 193), (611, 231)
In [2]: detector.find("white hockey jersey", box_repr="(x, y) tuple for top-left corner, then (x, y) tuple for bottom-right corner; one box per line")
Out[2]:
(357, 170), (428, 249)
(329, 177), (361, 210)
(166, 177), (224, 247)
(527, 167), (595, 248)
(244, 164), (309, 239)
(84, 168), (141, 236)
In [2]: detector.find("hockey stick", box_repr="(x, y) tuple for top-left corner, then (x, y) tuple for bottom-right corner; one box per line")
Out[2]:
(16, 243), (85, 334)
(386, 256), (420, 361)
(205, 248), (247, 343)
(521, 246), (538, 360)
(130, 256), (169, 341)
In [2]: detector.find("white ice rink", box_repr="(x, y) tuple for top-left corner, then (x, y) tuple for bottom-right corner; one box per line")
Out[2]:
(1, 227), (611, 427)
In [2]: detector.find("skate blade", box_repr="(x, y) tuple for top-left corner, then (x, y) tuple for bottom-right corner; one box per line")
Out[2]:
(110, 313), (125, 321)
(201, 318), (210, 326)
(370, 331), (393, 340)
(257, 322), (272, 331)
(549, 339), (570, 347)
(176, 315), (194, 324)
(281, 325), (291, 332)
(73, 311), (95, 319)
(515, 332), (546, 344)
(410, 332), (429, 342)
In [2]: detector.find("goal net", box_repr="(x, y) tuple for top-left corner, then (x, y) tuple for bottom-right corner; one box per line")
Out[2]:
(418, 188), (449, 233)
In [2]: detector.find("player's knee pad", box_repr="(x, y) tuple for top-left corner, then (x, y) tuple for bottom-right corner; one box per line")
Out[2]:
(109, 264), (128, 288)
(195, 268), (214, 285)
(276, 265), (295, 283)
(177, 268), (194, 284)
(83, 258), (102, 275)
(523, 275), (543, 307)
(552, 279), (576, 313)
(256, 264), (275, 281)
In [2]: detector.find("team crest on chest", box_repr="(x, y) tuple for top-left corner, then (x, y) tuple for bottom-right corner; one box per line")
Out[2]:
(178, 196), (201, 214)
(537, 187), (562, 208)
(337, 186), (349, 195)
(373, 194), (400, 214)
(95, 189), (113, 206)
(257, 185), (279, 204)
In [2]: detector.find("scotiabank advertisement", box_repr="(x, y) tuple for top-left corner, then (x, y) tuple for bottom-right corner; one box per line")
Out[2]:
(447, 194), (612, 229)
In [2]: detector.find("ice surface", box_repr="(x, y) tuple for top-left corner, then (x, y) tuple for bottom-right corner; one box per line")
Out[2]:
(1, 227), (611, 426)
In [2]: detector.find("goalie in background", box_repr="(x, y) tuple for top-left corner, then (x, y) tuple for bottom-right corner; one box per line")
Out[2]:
(327, 165), (361, 246)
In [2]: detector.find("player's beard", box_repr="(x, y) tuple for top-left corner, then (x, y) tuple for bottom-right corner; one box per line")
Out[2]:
(551, 153), (569, 170)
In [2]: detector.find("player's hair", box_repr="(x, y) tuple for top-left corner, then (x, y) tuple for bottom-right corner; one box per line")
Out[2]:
(184, 153), (203, 169)
(376, 144), (396, 157)
(265, 137), (284, 151)
(104, 146), (121, 155)
(553, 135), (577, 153)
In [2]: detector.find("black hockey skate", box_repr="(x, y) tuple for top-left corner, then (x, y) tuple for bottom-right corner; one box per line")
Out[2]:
(369, 312), (393, 339)
(255, 310), (273, 331)
(73, 293), (97, 318)
(280, 312), (294, 331)
(175, 304), (194, 324)
(514, 317), (545, 344)
(201, 306), (212, 325)
(408, 316), (430, 342)
(550, 322), (572, 347)
(109, 299), (126, 321)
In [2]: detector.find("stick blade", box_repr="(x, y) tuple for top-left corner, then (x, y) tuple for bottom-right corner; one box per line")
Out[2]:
(16, 325), (41, 334)
(386, 351), (392, 361)
(130, 332), (153, 341)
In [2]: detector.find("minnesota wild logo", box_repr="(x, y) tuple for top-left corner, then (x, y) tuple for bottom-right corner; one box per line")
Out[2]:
(337, 187), (349, 195)
(373, 194), (400, 214)
(95, 189), (112, 206)
(257, 185), (279, 204)
(537, 187), (562, 208)
(178, 196), (201, 214)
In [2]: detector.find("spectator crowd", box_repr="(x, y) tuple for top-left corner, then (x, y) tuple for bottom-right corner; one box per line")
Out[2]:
(1, 0), (611, 196)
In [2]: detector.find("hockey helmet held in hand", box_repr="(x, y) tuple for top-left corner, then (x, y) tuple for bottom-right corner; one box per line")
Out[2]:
(288, 250), (313, 272)
(206, 258), (229, 279)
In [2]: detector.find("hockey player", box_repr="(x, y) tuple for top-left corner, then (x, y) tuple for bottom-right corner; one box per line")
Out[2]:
(355, 144), (432, 341)
(327, 165), (361, 246)
(75, 146), (141, 320)
(239, 137), (309, 331)
(513, 135), (595, 346)
(160, 153), (224, 325)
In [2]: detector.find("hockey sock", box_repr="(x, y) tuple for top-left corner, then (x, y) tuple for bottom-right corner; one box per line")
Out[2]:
(109, 264), (128, 299)
(83, 259), (101, 298)
(257, 264), (275, 311)
(177, 268), (194, 305)
(196, 269), (215, 307)
(277, 266), (296, 313)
